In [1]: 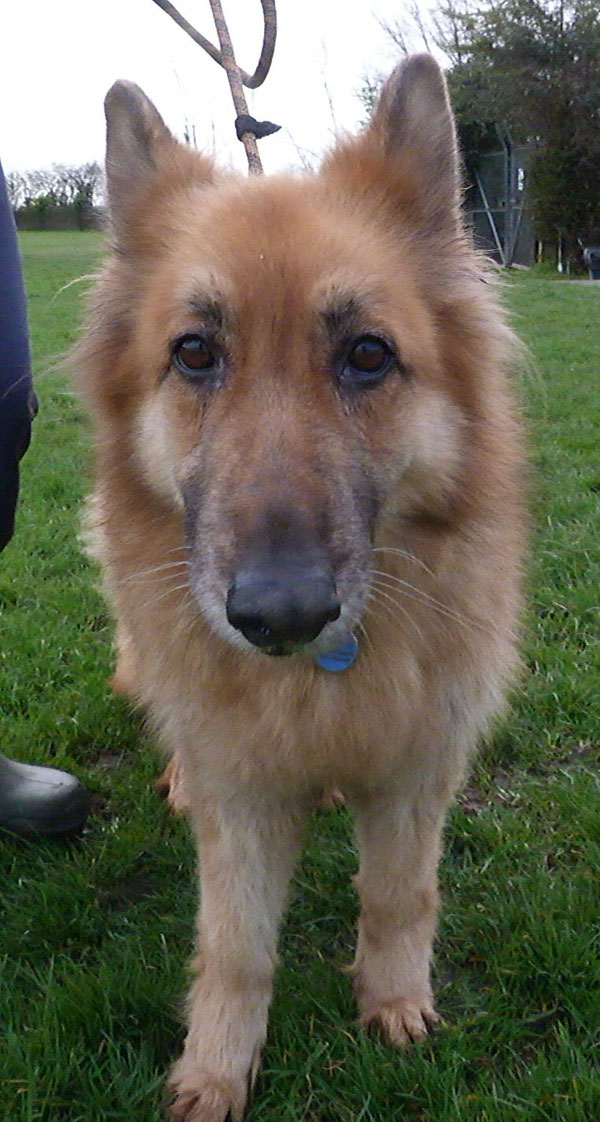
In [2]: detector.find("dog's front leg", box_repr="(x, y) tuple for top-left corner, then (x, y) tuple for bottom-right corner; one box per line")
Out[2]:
(350, 783), (449, 1046)
(169, 792), (305, 1122)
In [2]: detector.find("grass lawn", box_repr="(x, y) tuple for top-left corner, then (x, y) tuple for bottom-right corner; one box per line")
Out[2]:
(1, 231), (598, 1122)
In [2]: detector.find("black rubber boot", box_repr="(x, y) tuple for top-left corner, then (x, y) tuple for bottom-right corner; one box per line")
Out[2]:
(0, 753), (90, 837)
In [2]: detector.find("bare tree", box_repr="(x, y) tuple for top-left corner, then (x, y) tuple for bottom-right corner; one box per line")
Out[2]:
(381, 2), (436, 55)
(67, 162), (104, 206)
(25, 167), (60, 203)
(11, 163), (105, 209)
(5, 170), (27, 209)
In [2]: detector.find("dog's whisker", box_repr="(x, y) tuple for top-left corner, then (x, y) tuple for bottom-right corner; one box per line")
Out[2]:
(371, 573), (458, 619)
(371, 547), (435, 578)
(365, 595), (429, 650)
(370, 582), (463, 639)
(50, 273), (99, 305)
(119, 574), (189, 590)
(372, 586), (450, 643)
(354, 617), (376, 657)
(170, 602), (201, 647)
(121, 565), (188, 583)
(135, 582), (192, 612)
(173, 589), (200, 621)
(120, 560), (190, 585)
(367, 587), (430, 641)
(366, 588), (427, 644)
(370, 573), (492, 636)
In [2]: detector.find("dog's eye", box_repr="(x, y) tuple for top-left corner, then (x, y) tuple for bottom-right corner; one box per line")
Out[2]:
(343, 336), (394, 385)
(171, 334), (217, 379)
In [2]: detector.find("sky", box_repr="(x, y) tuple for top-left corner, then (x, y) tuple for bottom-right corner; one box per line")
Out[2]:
(1, 1), (439, 177)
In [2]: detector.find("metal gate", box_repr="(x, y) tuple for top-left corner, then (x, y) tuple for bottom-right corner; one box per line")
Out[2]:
(465, 134), (535, 266)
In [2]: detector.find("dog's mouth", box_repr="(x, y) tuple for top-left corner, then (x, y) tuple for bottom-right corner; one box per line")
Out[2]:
(230, 613), (357, 661)
(229, 620), (316, 659)
(259, 641), (301, 658)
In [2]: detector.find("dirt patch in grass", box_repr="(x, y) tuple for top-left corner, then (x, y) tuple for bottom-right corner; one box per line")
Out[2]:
(99, 870), (157, 912)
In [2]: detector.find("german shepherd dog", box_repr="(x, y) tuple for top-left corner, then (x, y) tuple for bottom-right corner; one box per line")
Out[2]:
(76, 55), (525, 1122)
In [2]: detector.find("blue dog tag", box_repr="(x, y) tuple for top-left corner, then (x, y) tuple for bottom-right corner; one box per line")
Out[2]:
(315, 634), (358, 672)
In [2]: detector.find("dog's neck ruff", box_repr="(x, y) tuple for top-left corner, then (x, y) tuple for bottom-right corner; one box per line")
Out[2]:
(314, 634), (358, 672)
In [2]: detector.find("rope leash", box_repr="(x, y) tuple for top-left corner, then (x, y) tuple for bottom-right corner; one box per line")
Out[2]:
(150, 0), (279, 175)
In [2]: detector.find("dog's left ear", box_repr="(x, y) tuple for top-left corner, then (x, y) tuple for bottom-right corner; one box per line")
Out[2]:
(326, 55), (461, 237)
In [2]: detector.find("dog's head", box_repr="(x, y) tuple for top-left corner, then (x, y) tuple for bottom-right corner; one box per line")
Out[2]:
(90, 56), (488, 658)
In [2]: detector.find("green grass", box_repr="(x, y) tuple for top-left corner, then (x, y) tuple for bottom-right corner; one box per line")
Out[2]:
(1, 232), (598, 1121)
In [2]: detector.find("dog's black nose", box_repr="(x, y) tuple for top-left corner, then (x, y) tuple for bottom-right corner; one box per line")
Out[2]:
(226, 565), (341, 651)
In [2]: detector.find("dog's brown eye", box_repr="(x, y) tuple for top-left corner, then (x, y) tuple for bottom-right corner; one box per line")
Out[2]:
(343, 336), (394, 385)
(172, 334), (217, 379)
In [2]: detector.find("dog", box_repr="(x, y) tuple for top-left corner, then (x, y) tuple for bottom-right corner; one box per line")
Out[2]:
(75, 54), (525, 1122)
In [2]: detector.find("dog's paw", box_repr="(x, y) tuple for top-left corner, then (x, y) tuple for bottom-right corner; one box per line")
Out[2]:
(362, 998), (440, 1048)
(168, 1072), (245, 1122)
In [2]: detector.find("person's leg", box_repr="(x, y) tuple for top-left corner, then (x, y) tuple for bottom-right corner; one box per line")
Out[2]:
(0, 158), (34, 551)
(0, 163), (89, 839)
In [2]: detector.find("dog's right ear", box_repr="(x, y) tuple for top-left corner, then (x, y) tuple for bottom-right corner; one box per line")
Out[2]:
(104, 81), (174, 227)
(104, 81), (212, 239)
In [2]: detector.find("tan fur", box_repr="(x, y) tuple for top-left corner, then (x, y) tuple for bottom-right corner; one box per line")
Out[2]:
(75, 57), (525, 1121)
